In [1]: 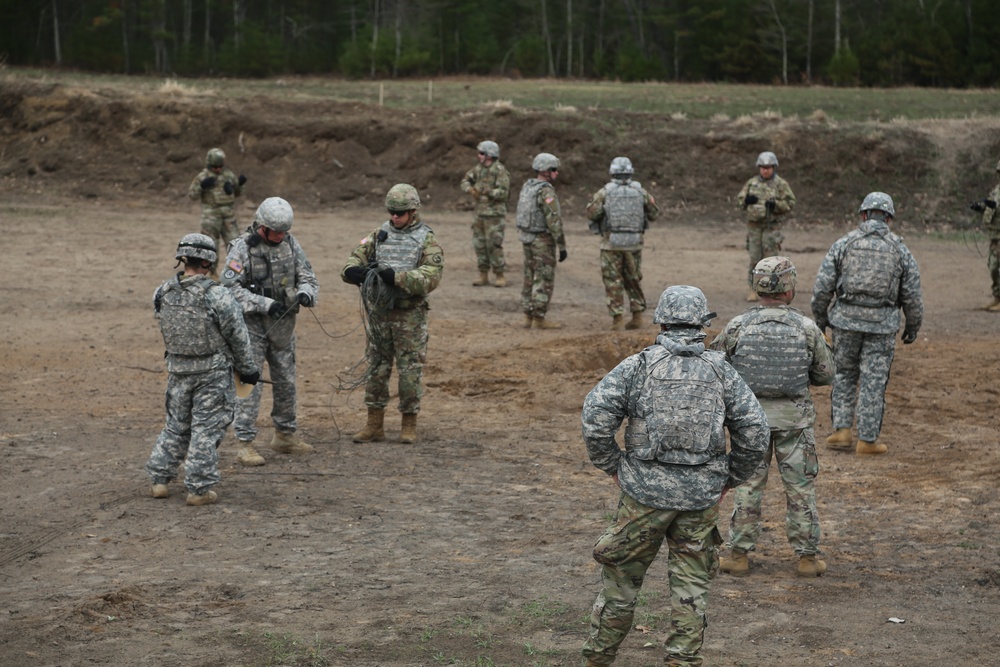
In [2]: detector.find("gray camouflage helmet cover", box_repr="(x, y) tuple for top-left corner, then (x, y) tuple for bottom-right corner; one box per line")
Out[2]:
(477, 140), (500, 159)
(653, 285), (717, 327)
(206, 148), (226, 167)
(858, 191), (895, 217)
(756, 151), (778, 168)
(254, 196), (294, 232)
(609, 156), (634, 176)
(385, 183), (421, 211)
(176, 233), (218, 264)
(752, 256), (797, 294)
(532, 152), (560, 172)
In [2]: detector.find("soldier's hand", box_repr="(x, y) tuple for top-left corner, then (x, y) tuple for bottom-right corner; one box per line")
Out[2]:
(987, 200), (997, 209)
(765, 199), (776, 212)
(971, 201), (986, 213)
(297, 292), (314, 307)
(239, 370), (261, 385)
(744, 194), (759, 206)
(200, 176), (217, 189)
(344, 266), (368, 285)
(238, 174), (247, 186)
(267, 301), (289, 319)
(558, 248), (568, 263)
(468, 187), (479, 198)
(901, 328), (918, 345)
(378, 267), (396, 285)
(223, 181), (234, 195)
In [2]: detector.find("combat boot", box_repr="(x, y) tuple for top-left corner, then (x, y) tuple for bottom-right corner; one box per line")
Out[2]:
(523, 314), (534, 328)
(797, 554), (827, 577)
(186, 490), (218, 506)
(856, 440), (888, 456)
(747, 289), (759, 302)
(533, 317), (562, 330)
(271, 431), (314, 454)
(352, 408), (386, 443)
(610, 314), (624, 331)
(493, 272), (506, 288)
(989, 300), (1000, 313)
(979, 296), (1000, 311)
(472, 270), (490, 286)
(151, 483), (170, 499)
(400, 413), (418, 444)
(625, 311), (644, 330)
(826, 428), (854, 451)
(237, 441), (266, 466)
(720, 550), (750, 577)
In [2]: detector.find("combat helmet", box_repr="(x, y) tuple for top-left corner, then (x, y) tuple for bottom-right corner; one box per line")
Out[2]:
(254, 196), (294, 232)
(756, 151), (778, 168)
(532, 152), (560, 172)
(609, 156), (634, 177)
(385, 183), (421, 211)
(858, 191), (895, 218)
(175, 233), (217, 264)
(653, 285), (717, 327)
(752, 256), (797, 295)
(206, 148), (226, 168)
(477, 141), (500, 159)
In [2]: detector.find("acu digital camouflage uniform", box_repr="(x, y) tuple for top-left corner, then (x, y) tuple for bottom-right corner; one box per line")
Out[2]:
(581, 286), (769, 667)
(188, 149), (244, 270)
(812, 194), (923, 449)
(586, 158), (660, 327)
(460, 142), (510, 281)
(516, 155), (566, 324)
(736, 153), (796, 290)
(710, 259), (835, 566)
(145, 242), (258, 498)
(970, 159), (1000, 310)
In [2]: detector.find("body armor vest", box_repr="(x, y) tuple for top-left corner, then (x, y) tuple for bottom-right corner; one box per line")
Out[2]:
(245, 235), (298, 304)
(516, 179), (549, 234)
(375, 221), (429, 272)
(604, 180), (645, 247)
(730, 308), (810, 398)
(158, 277), (225, 357)
(837, 231), (902, 308)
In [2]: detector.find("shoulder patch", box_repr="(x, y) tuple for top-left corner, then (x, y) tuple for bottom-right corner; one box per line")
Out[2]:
(360, 237), (370, 244)
(544, 197), (555, 204)
(227, 259), (243, 273)
(223, 269), (237, 281)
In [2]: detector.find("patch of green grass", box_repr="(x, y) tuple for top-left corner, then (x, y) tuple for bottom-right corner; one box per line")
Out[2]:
(236, 630), (332, 667)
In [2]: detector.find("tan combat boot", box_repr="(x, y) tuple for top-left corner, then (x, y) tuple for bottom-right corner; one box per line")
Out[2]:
(610, 314), (624, 331)
(493, 272), (506, 288)
(797, 554), (827, 577)
(151, 484), (170, 499)
(533, 317), (562, 330)
(400, 413), (418, 444)
(856, 439), (888, 456)
(825, 428), (854, 451)
(720, 550), (750, 577)
(625, 311), (644, 330)
(979, 296), (1000, 311)
(523, 313), (534, 328)
(186, 490), (218, 506)
(472, 270), (490, 286)
(352, 408), (386, 443)
(237, 441), (266, 466)
(747, 289), (759, 302)
(989, 300), (1000, 313)
(271, 431), (314, 454)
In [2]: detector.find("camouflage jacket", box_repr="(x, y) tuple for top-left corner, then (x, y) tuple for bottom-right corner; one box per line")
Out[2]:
(811, 220), (924, 335)
(711, 305), (835, 431)
(188, 167), (242, 221)
(736, 173), (796, 224)
(585, 178), (660, 251)
(516, 179), (566, 250)
(982, 183), (1000, 237)
(460, 160), (511, 217)
(582, 329), (769, 511)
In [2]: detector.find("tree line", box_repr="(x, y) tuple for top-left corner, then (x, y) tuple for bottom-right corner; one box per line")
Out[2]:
(2, 0), (998, 87)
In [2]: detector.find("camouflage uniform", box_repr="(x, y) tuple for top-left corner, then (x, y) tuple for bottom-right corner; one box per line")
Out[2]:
(711, 305), (835, 556)
(341, 214), (444, 414)
(812, 219), (923, 443)
(460, 159), (510, 274)
(736, 174), (796, 286)
(222, 227), (319, 441)
(145, 273), (257, 495)
(581, 310), (769, 666)
(586, 177), (660, 318)
(516, 178), (566, 319)
(188, 166), (243, 264)
(978, 181), (1000, 301)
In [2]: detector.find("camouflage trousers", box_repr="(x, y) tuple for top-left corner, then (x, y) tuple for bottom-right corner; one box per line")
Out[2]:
(145, 368), (234, 494)
(521, 235), (557, 318)
(988, 238), (1000, 298)
(831, 328), (896, 442)
(728, 428), (821, 556)
(365, 306), (429, 414)
(200, 211), (239, 271)
(471, 214), (507, 273)
(234, 327), (298, 441)
(746, 222), (784, 286)
(600, 249), (645, 318)
(583, 492), (722, 667)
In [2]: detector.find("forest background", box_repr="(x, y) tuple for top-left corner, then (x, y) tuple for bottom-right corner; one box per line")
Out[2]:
(2, 0), (1000, 87)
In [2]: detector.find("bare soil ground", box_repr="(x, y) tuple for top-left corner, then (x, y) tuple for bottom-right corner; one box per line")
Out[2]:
(1, 78), (999, 667)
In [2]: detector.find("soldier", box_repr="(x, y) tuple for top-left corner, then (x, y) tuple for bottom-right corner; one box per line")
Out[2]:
(342, 184), (444, 445)
(581, 285), (769, 667)
(221, 197), (319, 466)
(516, 152), (567, 329)
(145, 234), (260, 506)
(585, 156), (660, 330)
(711, 257), (835, 578)
(812, 192), (923, 456)
(188, 148), (246, 276)
(736, 151), (796, 302)
(968, 158), (1000, 311)
(460, 140), (511, 287)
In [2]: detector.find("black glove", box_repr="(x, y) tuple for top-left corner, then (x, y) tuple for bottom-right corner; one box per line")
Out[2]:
(200, 176), (217, 189)
(297, 292), (314, 307)
(267, 301), (289, 318)
(344, 266), (368, 285)
(379, 267), (396, 285)
(765, 199), (776, 212)
(815, 318), (829, 333)
(987, 200), (997, 209)
(239, 370), (260, 385)
(238, 174), (247, 186)
(558, 249), (568, 263)
(971, 201), (986, 213)
(744, 194), (759, 206)
(901, 329), (918, 345)
(223, 181), (234, 195)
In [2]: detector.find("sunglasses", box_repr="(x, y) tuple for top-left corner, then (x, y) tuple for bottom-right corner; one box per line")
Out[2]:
(387, 209), (411, 216)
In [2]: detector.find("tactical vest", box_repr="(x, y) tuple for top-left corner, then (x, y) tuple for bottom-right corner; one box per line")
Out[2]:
(244, 235), (299, 305)
(375, 221), (429, 273)
(837, 230), (902, 308)
(516, 179), (549, 234)
(604, 180), (645, 247)
(730, 308), (810, 398)
(625, 347), (726, 466)
(157, 277), (226, 357)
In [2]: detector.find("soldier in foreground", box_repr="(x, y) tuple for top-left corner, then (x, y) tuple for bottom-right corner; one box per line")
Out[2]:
(516, 152), (567, 329)
(460, 140), (510, 287)
(188, 148), (246, 276)
(581, 285), (769, 667)
(969, 158), (1000, 311)
(736, 151), (796, 302)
